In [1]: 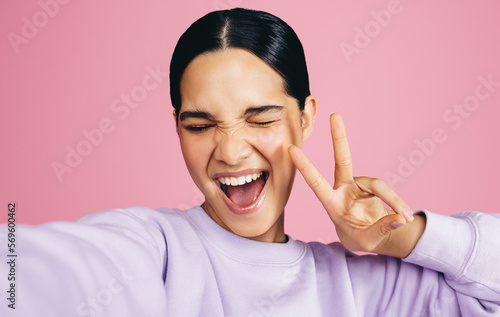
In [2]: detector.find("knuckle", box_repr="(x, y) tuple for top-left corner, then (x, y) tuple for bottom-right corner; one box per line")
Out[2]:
(336, 156), (352, 167)
(297, 160), (311, 172)
(371, 178), (385, 188)
(353, 176), (367, 182)
(379, 225), (392, 236)
(333, 134), (347, 141)
(309, 175), (324, 190)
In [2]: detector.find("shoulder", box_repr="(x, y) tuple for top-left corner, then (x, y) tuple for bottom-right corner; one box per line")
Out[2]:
(76, 205), (195, 233)
(77, 205), (179, 224)
(305, 240), (401, 273)
(306, 240), (356, 260)
(77, 205), (209, 240)
(75, 206), (201, 255)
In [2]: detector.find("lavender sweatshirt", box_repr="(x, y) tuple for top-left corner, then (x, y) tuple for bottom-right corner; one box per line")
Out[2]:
(1, 206), (499, 316)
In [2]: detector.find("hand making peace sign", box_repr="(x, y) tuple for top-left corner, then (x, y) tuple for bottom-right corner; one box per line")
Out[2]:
(289, 113), (420, 256)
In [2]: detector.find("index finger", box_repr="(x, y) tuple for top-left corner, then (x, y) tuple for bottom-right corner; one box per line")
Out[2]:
(330, 113), (353, 187)
(288, 145), (335, 210)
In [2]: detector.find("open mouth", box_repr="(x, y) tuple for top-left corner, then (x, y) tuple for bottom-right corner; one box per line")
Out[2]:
(216, 171), (269, 214)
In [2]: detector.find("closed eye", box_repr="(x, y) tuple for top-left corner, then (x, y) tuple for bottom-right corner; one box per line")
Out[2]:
(185, 119), (279, 131)
(250, 120), (278, 126)
(184, 124), (214, 132)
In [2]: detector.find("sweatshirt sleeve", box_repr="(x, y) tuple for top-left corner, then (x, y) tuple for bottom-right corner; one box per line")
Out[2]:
(0, 207), (169, 317)
(401, 210), (500, 315)
(344, 210), (500, 316)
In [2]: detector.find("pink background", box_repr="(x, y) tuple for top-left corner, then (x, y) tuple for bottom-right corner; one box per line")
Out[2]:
(1, 0), (499, 243)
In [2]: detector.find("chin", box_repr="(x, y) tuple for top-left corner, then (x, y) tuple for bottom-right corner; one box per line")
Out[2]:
(206, 193), (285, 241)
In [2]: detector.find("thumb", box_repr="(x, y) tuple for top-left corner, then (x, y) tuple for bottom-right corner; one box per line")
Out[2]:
(367, 214), (407, 241)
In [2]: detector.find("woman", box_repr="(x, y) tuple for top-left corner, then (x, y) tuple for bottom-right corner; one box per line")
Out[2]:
(2, 8), (499, 317)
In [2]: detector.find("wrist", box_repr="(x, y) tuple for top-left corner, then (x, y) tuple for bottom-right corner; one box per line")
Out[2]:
(376, 214), (427, 258)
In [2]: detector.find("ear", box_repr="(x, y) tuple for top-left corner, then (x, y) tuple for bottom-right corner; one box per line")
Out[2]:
(172, 109), (179, 134)
(301, 95), (317, 141)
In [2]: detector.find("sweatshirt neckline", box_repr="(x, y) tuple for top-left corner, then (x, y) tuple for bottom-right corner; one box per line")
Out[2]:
(184, 206), (306, 265)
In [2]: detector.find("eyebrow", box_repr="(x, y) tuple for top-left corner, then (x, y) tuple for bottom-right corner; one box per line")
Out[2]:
(179, 105), (284, 121)
(179, 110), (215, 121)
(243, 105), (284, 116)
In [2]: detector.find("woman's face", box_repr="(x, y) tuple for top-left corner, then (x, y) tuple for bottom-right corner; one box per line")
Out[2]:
(177, 48), (316, 243)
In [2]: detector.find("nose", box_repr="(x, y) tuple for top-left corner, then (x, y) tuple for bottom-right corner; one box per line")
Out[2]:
(213, 131), (252, 166)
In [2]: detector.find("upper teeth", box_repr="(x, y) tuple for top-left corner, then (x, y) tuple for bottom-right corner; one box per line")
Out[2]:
(219, 172), (263, 186)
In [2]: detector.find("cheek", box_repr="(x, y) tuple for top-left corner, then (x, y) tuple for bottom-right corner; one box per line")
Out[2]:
(252, 119), (302, 148)
(179, 134), (211, 179)
(252, 123), (302, 173)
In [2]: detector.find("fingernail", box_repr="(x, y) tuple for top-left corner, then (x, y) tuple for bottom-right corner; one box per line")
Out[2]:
(391, 221), (404, 229)
(401, 207), (414, 221)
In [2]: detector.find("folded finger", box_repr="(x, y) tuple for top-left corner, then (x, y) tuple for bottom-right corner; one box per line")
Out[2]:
(354, 176), (414, 222)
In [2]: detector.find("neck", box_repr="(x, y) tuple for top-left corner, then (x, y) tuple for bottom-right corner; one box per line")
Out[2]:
(249, 213), (287, 243)
(201, 201), (287, 243)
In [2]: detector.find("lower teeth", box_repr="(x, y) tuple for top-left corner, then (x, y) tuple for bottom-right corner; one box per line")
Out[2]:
(221, 183), (228, 195)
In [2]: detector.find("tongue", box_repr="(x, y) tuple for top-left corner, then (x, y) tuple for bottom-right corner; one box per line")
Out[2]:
(226, 177), (265, 207)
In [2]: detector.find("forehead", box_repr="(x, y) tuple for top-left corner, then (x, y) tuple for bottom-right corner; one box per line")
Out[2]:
(179, 48), (293, 114)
